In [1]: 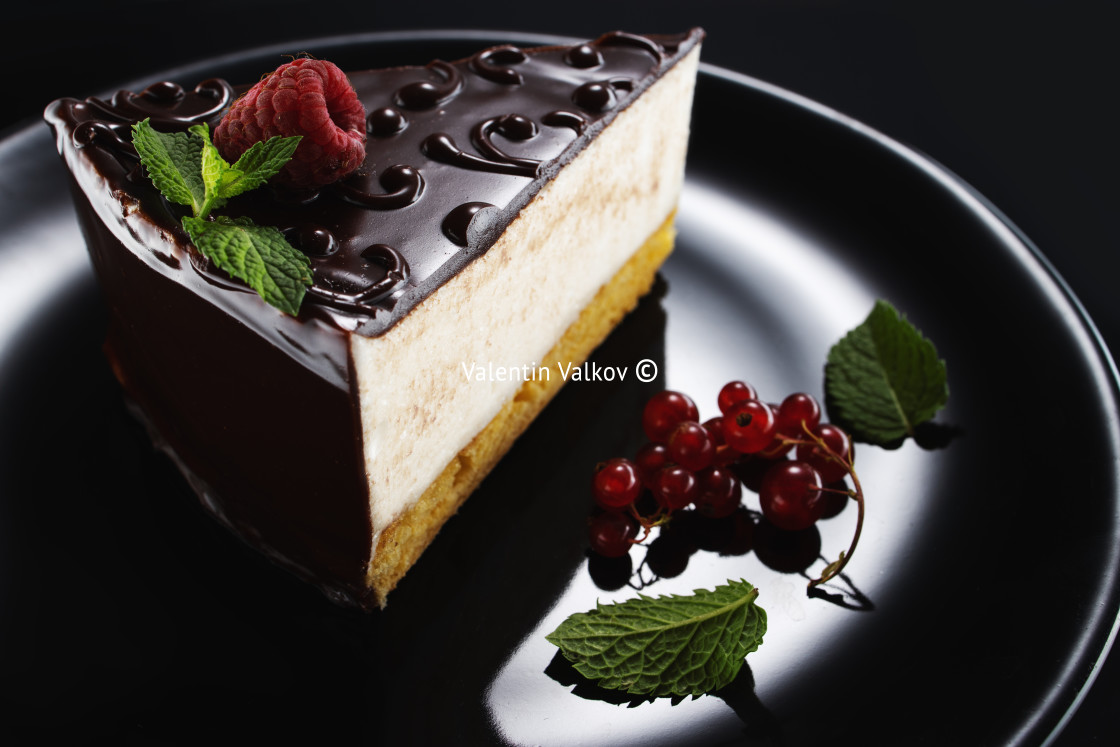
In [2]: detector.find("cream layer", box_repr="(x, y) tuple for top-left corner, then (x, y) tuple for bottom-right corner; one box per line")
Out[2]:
(351, 46), (701, 554)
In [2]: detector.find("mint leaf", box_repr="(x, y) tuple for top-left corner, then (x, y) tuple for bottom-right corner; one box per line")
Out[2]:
(221, 135), (302, 198)
(133, 119), (309, 314)
(182, 216), (312, 316)
(131, 119), (205, 214)
(825, 300), (948, 444)
(189, 123), (231, 215)
(546, 579), (766, 697)
(186, 124), (301, 207)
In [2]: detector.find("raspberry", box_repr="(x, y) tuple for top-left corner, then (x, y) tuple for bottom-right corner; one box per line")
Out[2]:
(214, 58), (367, 188)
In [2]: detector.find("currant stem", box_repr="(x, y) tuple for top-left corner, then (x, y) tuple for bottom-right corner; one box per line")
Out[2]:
(627, 504), (670, 543)
(805, 427), (865, 590)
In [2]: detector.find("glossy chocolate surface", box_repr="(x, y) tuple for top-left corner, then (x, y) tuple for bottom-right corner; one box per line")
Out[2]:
(47, 29), (702, 340)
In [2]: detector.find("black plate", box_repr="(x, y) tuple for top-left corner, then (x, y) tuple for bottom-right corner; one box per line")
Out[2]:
(2, 32), (1118, 745)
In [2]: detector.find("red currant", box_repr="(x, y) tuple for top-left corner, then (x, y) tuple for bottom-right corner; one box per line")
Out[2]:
(653, 465), (699, 511)
(588, 511), (638, 557)
(667, 421), (715, 471)
(694, 466), (742, 518)
(702, 416), (726, 447)
(774, 392), (822, 438)
(711, 445), (740, 467)
(759, 460), (824, 531)
(642, 390), (699, 444)
(592, 458), (642, 510)
(718, 380), (759, 415)
(634, 442), (670, 490)
(796, 423), (852, 483)
(723, 400), (776, 454)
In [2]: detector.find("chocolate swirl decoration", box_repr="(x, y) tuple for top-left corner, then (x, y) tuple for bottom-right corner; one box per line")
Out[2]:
(72, 79), (236, 156)
(278, 225), (411, 312)
(367, 107), (407, 137)
(541, 110), (589, 135)
(595, 31), (666, 62)
(442, 202), (495, 246)
(564, 44), (604, 69)
(305, 244), (411, 313)
(422, 114), (542, 179)
(572, 78), (635, 113)
(72, 120), (136, 156)
(283, 224), (339, 257)
(85, 79), (234, 128)
(333, 165), (425, 210)
(48, 28), (706, 335)
(424, 108), (594, 179)
(469, 114), (541, 174)
(469, 45), (528, 85)
(394, 61), (464, 110)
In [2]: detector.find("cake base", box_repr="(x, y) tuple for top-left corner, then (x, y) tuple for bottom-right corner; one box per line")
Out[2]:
(366, 213), (677, 606)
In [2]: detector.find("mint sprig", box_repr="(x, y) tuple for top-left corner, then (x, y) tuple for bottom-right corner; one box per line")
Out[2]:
(825, 300), (948, 444)
(546, 579), (766, 697)
(131, 122), (206, 213)
(182, 216), (312, 317)
(131, 119), (310, 314)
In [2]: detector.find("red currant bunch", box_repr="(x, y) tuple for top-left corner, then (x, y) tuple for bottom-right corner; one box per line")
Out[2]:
(585, 381), (862, 590)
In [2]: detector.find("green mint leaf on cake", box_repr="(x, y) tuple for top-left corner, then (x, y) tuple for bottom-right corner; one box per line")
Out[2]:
(189, 123), (229, 214)
(131, 119), (206, 214)
(132, 118), (309, 315)
(825, 299), (949, 444)
(222, 135), (302, 196)
(182, 216), (312, 317)
(188, 122), (301, 207)
(546, 579), (766, 697)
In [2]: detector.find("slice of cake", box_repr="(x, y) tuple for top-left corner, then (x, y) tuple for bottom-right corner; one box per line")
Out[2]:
(44, 29), (704, 608)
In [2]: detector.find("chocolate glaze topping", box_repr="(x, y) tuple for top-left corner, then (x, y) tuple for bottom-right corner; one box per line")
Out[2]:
(48, 29), (702, 342)
(44, 30), (703, 608)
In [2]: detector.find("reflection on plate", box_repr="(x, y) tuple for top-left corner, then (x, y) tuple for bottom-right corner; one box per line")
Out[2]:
(1, 32), (1117, 745)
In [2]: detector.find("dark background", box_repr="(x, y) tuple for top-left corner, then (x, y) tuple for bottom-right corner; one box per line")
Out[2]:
(5, 0), (1118, 743)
